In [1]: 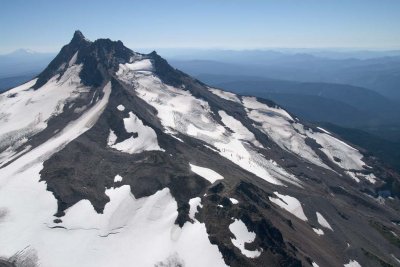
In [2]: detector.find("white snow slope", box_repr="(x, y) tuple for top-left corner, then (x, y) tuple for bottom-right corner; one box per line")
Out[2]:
(0, 63), (90, 166)
(0, 76), (226, 266)
(118, 59), (300, 187)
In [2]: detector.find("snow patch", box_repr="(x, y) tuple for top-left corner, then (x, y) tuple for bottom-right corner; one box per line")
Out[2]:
(229, 219), (262, 258)
(269, 192), (308, 221)
(116, 59), (153, 76)
(68, 51), (78, 66)
(317, 127), (331, 134)
(230, 198), (239, 204)
(114, 175), (123, 183)
(344, 260), (362, 267)
(117, 104), (125, 111)
(189, 163), (224, 184)
(208, 87), (241, 103)
(242, 96), (294, 121)
(316, 212), (333, 231)
(312, 228), (324, 235)
(188, 197), (202, 221)
(109, 112), (163, 154)
(107, 129), (117, 146)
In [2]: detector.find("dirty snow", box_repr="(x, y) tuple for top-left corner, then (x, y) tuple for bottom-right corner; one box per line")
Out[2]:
(109, 112), (163, 154)
(229, 219), (262, 258)
(269, 192), (308, 221)
(189, 163), (224, 183)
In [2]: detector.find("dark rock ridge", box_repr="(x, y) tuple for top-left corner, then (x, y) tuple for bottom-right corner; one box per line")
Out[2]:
(2, 31), (400, 267)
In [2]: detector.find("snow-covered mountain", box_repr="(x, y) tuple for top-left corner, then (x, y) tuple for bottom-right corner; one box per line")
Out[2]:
(0, 31), (399, 267)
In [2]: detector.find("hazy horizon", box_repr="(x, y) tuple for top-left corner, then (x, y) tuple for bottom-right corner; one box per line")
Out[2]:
(1, 0), (400, 54)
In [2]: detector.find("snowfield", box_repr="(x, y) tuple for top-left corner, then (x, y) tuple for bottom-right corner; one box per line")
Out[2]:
(0, 64), (89, 165)
(243, 96), (328, 168)
(0, 82), (111, 178)
(0, 169), (226, 267)
(118, 60), (301, 187)
(0, 80), (226, 266)
(242, 96), (377, 183)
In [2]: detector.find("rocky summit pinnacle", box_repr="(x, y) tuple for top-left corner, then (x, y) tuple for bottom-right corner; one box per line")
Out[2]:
(72, 30), (85, 41)
(0, 31), (399, 267)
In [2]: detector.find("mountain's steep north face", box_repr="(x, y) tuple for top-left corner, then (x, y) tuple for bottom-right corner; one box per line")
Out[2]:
(0, 31), (399, 267)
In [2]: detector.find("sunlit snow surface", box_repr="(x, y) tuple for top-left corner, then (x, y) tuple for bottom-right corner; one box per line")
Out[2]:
(118, 60), (300, 186)
(0, 64), (89, 166)
(230, 198), (239, 204)
(208, 87), (241, 103)
(0, 168), (226, 267)
(316, 212), (333, 231)
(0, 78), (226, 267)
(242, 96), (328, 168)
(229, 219), (262, 258)
(312, 228), (324, 236)
(108, 111), (163, 154)
(344, 260), (362, 267)
(269, 192), (308, 221)
(242, 96), (377, 183)
(190, 163), (224, 183)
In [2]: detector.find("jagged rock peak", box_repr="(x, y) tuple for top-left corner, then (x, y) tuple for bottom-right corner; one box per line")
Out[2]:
(72, 30), (86, 41)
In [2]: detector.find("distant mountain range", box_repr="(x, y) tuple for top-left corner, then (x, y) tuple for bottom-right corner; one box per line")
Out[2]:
(169, 54), (400, 101)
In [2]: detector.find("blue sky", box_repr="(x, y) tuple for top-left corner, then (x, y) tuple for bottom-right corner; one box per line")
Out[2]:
(1, 0), (400, 53)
